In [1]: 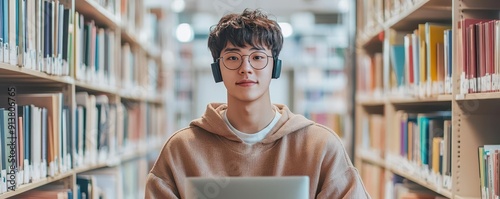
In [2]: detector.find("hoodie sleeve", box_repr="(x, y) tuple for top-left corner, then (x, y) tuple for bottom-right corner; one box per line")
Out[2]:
(314, 126), (371, 199)
(316, 167), (371, 199)
(145, 172), (180, 199)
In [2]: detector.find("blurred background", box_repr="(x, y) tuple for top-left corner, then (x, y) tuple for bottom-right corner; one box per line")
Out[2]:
(151, 0), (357, 157)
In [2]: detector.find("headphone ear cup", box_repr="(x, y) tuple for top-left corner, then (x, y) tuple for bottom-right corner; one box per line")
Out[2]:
(272, 59), (282, 79)
(211, 62), (223, 83)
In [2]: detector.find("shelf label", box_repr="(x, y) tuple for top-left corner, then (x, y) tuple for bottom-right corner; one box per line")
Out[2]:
(38, 52), (43, 72)
(10, 45), (17, 66)
(486, 74), (492, 92)
(30, 50), (36, 70)
(494, 74), (498, 91)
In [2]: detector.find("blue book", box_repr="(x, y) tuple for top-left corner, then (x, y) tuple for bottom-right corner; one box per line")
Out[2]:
(0, 0), (3, 42)
(0, 108), (5, 170)
(390, 44), (406, 87)
(95, 33), (99, 72)
(2, 0), (8, 43)
(24, 105), (30, 162)
(44, 1), (49, 58)
(446, 29), (452, 80)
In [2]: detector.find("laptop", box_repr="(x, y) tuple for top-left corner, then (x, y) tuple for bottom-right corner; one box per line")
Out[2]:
(185, 176), (309, 199)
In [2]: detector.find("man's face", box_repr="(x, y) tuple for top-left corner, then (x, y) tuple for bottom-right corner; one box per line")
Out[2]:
(220, 43), (274, 103)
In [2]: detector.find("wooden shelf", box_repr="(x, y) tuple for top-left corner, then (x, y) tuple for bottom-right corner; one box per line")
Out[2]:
(388, 94), (453, 104)
(0, 172), (73, 198)
(389, 165), (453, 198)
(460, 0), (500, 10)
(1, 141), (162, 198)
(357, 150), (452, 198)
(75, 0), (120, 29)
(386, 0), (452, 30)
(357, 27), (384, 53)
(357, 149), (386, 168)
(356, 94), (453, 106)
(356, 99), (386, 107)
(0, 63), (74, 85)
(119, 90), (164, 104)
(456, 92), (500, 101)
(75, 80), (118, 96)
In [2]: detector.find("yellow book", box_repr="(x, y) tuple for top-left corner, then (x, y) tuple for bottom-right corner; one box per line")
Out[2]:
(418, 24), (427, 97)
(425, 23), (451, 95)
(432, 137), (443, 173)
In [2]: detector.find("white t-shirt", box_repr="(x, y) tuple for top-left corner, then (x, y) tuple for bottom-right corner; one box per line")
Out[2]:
(223, 109), (282, 145)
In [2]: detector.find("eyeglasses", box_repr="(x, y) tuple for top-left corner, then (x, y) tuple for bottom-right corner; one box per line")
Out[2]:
(218, 51), (273, 70)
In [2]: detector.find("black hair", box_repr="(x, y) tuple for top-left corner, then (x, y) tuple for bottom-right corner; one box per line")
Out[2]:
(207, 8), (284, 61)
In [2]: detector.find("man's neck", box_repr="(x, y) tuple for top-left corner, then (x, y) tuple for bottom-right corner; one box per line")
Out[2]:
(225, 100), (276, 134)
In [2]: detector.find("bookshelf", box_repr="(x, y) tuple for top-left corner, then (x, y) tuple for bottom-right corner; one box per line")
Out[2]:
(0, 0), (173, 198)
(355, 0), (500, 198)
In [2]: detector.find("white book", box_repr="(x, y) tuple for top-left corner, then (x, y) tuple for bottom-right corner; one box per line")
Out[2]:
(17, 93), (63, 179)
(35, 0), (42, 72)
(17, 0), (25, 67)
(76, 106), (84, 166)
(31, 106), (41, 181)
(8, 0), (17, 65)
(75, 92), (98, 165)
(98, 28), (105, 84)
(27, 0), (35, 69)
(57, 3), (64, 75)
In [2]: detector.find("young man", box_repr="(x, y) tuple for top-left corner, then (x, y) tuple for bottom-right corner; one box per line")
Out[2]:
(145, 9), (370, 199)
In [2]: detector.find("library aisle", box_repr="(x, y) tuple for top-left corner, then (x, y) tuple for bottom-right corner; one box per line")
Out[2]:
(356, 0), (500, 199)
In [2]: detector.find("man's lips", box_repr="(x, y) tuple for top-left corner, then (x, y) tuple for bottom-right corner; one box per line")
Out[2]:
(236, 80), (257, 86)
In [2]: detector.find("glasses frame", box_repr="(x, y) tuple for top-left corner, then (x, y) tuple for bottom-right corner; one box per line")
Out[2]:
(217, 51), (273, 70)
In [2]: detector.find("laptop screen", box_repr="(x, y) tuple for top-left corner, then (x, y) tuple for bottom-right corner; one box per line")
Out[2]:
(185, 176), (309, 199)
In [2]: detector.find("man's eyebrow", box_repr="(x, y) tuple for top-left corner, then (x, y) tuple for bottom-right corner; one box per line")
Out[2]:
(223, 48), (241, 52)
(223, 46), (267, 53)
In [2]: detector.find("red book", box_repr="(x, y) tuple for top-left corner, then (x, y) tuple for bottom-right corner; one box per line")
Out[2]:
(458, 19), (491, 93)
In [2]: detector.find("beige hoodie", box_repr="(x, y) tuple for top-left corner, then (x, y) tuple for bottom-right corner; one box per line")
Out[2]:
(145, 103), (370, 199)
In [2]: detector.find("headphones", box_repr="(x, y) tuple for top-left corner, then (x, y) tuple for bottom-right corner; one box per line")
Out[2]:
(211, 58), (282, 83)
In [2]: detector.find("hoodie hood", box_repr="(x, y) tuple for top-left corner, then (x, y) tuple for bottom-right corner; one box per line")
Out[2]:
(190, 103), (314, 144)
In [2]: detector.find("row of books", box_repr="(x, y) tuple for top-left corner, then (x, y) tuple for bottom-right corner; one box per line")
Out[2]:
(361, 164), (448, 199)
(0, 91), (164, 194)
(357, 22), (453, 98)
(389, 23), (452, 97)
(74, 13), (117, 86)
(70, 8), (160, 93)
(478, 145), (500, 199)
(0, 0), (162, 93)
(358, 0), (422, 38)
(360, 111), (452, 191)
(13, 157), (149, 199)
(0, 0), (73, 75)
(390, 111), (452, 177)
(458, 19), (500, 94)
(360, 114), (385, 157)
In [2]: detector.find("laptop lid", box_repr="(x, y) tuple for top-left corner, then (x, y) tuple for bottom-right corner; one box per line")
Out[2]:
(185, 176), (309, 199)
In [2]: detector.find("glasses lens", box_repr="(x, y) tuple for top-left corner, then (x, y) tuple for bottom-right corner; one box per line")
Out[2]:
(249, 52), (269, 70)
(221, 52), (242, 70)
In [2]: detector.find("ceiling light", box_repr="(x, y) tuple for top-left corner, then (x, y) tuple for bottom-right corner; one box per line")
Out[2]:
(176, 23), (194, 42)
(171, 0), (185, 13)
(278, 22), (293, 38)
